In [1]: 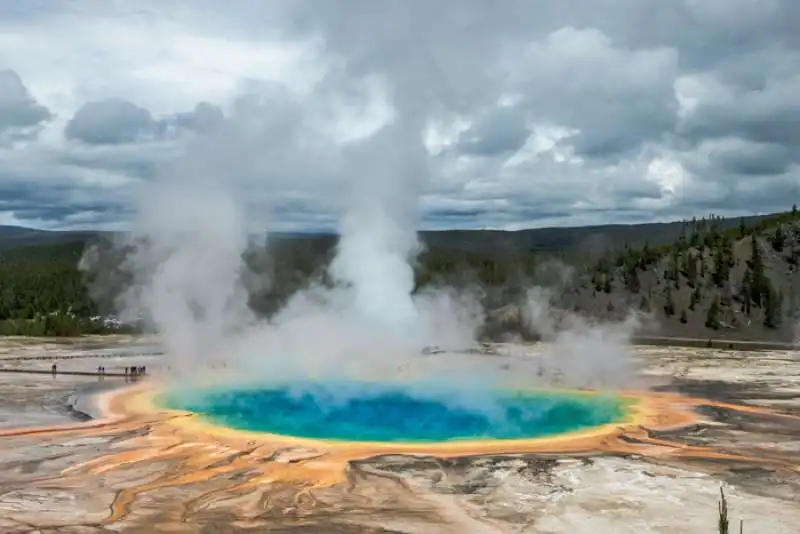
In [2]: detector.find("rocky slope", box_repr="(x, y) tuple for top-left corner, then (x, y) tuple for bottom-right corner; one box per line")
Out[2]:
(486, 212), (800, 343)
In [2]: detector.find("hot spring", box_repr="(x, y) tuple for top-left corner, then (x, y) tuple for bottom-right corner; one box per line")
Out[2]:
(159, 381), (632, 443)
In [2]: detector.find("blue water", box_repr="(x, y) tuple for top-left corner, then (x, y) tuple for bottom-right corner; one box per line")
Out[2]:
(160, 381), (629, 443)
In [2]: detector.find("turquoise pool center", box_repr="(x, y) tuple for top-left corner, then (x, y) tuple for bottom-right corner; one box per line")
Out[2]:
(160, 381), (630, 443)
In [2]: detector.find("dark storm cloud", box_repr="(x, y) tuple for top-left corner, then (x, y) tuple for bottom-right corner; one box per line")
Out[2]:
(0, 180), (130, 226)
(59, 152), (161, 180)
(455, 108), (530, 157)
(681, 98), (800, 149)
(175, 0), (800, 226)
(305, 0), (796, 165)
(65, 98), (226, 146)
(0, 69), (51, 133)
(710, 143), (797, 177)
(428, 207), (572, 223)
(664, 1), (800, 71)
(65, 98), (156, 144)
(679, 173), (800, 215)
(4, 0), (800, 229)
(162, 102), (225, 134)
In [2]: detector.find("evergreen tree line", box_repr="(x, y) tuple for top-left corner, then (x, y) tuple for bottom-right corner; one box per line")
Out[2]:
(0, 206), (796, 337)
(596, 206), (798, 332)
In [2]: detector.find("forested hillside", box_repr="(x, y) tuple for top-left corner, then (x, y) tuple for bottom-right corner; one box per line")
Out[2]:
(0, 241), (112, 335)
(565, 208), (800, 341)
(0, 207), (796, 339)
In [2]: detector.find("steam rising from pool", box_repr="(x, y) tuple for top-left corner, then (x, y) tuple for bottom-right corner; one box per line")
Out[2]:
(80, 5), (642, 409)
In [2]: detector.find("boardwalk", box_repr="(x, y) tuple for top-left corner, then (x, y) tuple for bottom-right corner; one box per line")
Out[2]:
(0, 367), (144, 378)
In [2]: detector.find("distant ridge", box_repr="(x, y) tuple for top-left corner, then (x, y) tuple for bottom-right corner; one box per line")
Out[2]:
(0, 212), (779, 254)
(0, 226), (105, 251)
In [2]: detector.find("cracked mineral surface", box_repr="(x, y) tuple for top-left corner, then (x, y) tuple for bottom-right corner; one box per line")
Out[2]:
(0, 337), (798, 533)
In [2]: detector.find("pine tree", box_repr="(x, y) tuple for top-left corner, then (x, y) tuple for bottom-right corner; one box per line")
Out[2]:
(664, 286), (675, 316)
(712, 248), (729, 287)
(625, 265), (641, 293)
(764, 284), (782, 329)
(690, 285), (701, 311)
(684, 252), (698, 286)
(671, 250), (680, 281)
(706, 296), (720, 329)
(749, 234), (769, 307)
(771, 226), (786, 252)
(592, 272), (603, 292)
(740, 269), (753, 315)
(641, 242), (653, 267)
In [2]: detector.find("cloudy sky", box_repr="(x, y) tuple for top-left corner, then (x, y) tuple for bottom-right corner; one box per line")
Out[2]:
(1, 0), (798, 232)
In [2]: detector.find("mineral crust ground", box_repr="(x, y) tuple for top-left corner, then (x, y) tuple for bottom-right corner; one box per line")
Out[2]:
(0, 336), (799, 533)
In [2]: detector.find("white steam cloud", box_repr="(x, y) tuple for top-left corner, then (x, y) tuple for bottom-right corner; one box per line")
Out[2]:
(328, 119), (428, 340)
(81, 6), (644, 407)
(519, 285), (641, 389)
(91, 53), (490, 388)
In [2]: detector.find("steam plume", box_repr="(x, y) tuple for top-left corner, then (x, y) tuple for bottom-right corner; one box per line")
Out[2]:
(79, 5), (642, 402)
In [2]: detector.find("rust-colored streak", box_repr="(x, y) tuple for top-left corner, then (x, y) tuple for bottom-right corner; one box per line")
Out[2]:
(3, 381), (799, 525)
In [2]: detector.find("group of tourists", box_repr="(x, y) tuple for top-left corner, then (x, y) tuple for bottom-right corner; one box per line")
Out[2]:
(124, 366), (147, 377)
(48, 363), (148, 379)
